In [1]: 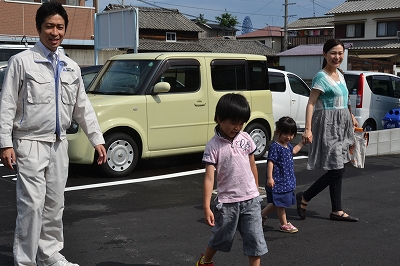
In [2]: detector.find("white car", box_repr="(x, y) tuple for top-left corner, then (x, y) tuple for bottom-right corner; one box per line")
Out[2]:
(268, 68), (310, 131)
(344, 70), (400, 131)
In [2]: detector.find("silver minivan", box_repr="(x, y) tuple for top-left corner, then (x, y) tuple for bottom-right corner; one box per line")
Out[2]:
(345, 70), (400, 131)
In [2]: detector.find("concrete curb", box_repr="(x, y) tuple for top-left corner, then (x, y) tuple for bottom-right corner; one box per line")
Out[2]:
(291, 128), (400, 156)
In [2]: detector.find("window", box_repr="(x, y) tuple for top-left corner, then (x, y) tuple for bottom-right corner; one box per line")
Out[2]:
(392, 77), (400, 98)
(288, 74), (310, 96)
(377, 21), (399, 37)
(346, 24), (364, 38)
(210, 60), (268, 92)
(248, 61), (268, 91)
(211, 60), (246, 91)
(268, 73), (286, 92)
(92, 60), (158, 95)
(371, 76), (392, 96)
(159, 65), (200, 93)
(166, 32), (176, 42)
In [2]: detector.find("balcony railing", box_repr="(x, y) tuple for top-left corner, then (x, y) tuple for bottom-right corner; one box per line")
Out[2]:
(287, 35), (332, 48)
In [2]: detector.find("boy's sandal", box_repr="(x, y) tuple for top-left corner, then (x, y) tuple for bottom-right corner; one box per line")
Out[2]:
(262, 216), (267, 227)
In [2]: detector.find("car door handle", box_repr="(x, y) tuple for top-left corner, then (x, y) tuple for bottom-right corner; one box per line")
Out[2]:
(194, 101), (206, 106)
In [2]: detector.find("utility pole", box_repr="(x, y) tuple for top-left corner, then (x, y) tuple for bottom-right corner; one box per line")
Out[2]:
(283, 0), (295, 51)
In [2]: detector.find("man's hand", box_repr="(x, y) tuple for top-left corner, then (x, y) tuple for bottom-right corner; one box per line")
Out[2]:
(0, 147), (16, 170)
(95, 144), (107, 164)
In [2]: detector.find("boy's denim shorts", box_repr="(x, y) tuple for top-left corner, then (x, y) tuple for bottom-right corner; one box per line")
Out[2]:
(208, 196), (268, 256)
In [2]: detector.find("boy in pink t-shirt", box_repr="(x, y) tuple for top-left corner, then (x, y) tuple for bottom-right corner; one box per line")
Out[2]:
(196, 93), (268, 266)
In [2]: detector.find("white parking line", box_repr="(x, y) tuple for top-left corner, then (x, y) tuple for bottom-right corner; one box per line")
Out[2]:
(64, 156), (308, 192)
(2, 156), (307, 190)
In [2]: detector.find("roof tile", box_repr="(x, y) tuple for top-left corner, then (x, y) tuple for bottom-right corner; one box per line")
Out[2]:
(326, 0), (400, 15)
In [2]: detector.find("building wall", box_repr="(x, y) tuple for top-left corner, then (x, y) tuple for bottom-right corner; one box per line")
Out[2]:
(279, 55), (323, 81)
(65, 49), (125, 66)
(334, 10), (400, 40)
(0, 1), (95, 42)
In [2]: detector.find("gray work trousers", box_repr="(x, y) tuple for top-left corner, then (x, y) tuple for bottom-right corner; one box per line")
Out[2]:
(13, 139), (69, 266)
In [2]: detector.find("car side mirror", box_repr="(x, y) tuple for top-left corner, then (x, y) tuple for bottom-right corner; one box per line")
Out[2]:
(153, 81), (170, 94)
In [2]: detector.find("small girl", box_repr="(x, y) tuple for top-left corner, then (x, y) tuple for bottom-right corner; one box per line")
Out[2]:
(261, 116), (304, 233)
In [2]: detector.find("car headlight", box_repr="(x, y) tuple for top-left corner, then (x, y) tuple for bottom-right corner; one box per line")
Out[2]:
(67, 119), (79, 134)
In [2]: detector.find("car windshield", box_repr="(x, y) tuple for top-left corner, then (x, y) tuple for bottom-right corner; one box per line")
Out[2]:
(88, 60), (158, 95)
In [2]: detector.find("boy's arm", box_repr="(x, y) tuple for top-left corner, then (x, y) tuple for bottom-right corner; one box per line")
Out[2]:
(203, 164), (215, 227)
(292, 140), (305, 155)
(249, 154), (259, 187)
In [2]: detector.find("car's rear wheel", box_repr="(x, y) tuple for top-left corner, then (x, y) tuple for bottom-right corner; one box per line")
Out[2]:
(362, 120), (376, 132)
(245, 123), (269, 160)
(100, 133), (139, 177)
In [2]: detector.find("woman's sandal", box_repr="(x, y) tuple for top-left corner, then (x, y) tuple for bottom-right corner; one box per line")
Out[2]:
(296, 192), (307, 220)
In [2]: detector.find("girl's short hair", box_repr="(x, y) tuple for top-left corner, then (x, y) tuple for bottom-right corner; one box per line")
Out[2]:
(214, 93), (250, 123)
(276, 116), (297, 137)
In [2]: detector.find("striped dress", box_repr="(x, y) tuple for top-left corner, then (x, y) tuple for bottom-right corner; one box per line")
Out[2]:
(307, 70), (355, 170)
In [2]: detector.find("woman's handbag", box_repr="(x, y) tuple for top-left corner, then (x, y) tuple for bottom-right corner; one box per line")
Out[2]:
(349, 127), (369, 168)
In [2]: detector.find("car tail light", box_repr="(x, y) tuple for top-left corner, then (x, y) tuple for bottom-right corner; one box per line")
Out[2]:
(356, 73), (364, 108)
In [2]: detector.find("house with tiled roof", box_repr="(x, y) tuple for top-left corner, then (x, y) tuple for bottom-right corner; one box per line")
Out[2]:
(286, 16), (334, 48)
(104, 5), (277, 61)
(237, 26), (283, 52)
(104, 4), (202, 43)
(326, 0), (400, 74)
(194, 21), (238, 39)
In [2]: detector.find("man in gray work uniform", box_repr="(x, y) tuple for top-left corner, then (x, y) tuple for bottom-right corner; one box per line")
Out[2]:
(0, 1), (107, 265)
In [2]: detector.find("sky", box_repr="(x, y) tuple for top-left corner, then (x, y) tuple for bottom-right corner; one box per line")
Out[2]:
(86, 0), (341, 35)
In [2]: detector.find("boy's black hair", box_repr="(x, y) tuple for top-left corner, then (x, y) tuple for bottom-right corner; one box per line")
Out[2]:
(36, 1), (69, 32)
(214, 93), (250, 123)
(275, 116), (297, 137)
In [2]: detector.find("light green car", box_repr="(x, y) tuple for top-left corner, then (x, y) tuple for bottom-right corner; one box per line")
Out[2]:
(67, 52), (275, 177)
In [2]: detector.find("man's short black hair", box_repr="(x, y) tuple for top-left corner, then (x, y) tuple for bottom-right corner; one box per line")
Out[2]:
(214, 93), (251, 123)
(36, 1), (69, 32)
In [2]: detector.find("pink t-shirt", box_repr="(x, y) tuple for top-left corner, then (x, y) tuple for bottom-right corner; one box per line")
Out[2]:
(202, 129), (259, 203)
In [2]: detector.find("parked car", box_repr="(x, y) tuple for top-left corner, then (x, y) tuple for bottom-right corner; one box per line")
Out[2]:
(80, 65), (103, 90)
(0, 62), (102, 92)
(344, 70), (400, 131)
(0, 44), (65, 62)
(67, 52), (275, 177)
(268, 68), (310, 130)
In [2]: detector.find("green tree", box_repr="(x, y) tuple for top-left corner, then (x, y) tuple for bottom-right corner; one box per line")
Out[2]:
(215, 10), (238, 28)
(196, 14), (207, 24)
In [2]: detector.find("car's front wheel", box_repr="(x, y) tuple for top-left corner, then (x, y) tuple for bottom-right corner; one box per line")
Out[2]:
(100, 133), (139, 177)
(245, 123), (269, 160)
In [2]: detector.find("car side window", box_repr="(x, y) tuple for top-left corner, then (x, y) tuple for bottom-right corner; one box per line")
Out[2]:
(211, 60), (246, 91)
(160, 65), (200, 93)
(371, 76), (392, 97)
(288, 74), (310, 96)
(391, 77), (400, 98)
(344, 74), (359, 95)
(268, 73), (286, 92)
(248, 61), (268, 91)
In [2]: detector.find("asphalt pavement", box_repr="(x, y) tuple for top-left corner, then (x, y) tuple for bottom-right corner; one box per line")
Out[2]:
(0, 153), (399, 265)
